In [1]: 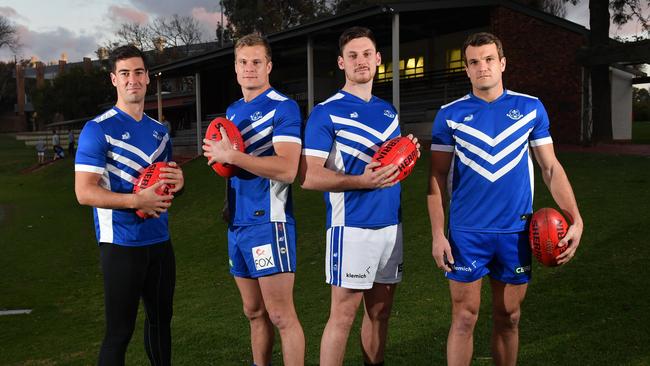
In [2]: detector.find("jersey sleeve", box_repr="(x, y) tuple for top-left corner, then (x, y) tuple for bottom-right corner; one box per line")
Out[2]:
(302, 105), (334, 159)
(529, 99), (553, 147)
(272, 100), (302, 145)
(430, 108), (455, 152)
(75, 121), (108, 174)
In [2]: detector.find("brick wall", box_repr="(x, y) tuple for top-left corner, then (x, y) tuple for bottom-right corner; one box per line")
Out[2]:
(491, 7), (586, 144)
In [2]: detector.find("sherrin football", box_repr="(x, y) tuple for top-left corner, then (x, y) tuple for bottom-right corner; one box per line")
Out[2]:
(132, 162), (175, 219)
(529, 207), (569, 267)
(204, 117), (245, 178)
(371, 136), (419, 182)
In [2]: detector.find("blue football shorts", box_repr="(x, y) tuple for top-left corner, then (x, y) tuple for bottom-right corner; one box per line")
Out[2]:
(228, 222), (296, 278)
(446, 229), (532, 284)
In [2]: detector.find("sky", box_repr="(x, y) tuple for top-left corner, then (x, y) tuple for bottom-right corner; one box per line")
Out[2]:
(0, 0), (225, 63)
(0, 0), (648, 64)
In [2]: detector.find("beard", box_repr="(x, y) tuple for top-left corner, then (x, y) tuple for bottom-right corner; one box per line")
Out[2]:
(346, 67), (375, 84)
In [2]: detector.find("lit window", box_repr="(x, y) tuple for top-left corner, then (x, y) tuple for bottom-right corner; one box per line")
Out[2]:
(447, 49), (463, 70)
(376, 56), (424, 82)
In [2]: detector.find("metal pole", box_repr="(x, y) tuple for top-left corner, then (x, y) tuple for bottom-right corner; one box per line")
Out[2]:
(195, 72), (202, 156)
(157, 74), (163, 121)
(391, 12), (400, 115)
(307, 36), (314, 114)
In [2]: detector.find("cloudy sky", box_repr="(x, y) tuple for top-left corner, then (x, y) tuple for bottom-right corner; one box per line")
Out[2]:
(0, 1), (648, 64)
(0, 0), (224, 63)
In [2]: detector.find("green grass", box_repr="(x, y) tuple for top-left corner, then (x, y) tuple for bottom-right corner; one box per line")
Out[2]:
(1, 133), (649, 365)
(632, 120), (650, 144)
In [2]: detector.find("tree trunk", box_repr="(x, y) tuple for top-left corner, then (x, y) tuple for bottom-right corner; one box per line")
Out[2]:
(589, 0), (612, 143)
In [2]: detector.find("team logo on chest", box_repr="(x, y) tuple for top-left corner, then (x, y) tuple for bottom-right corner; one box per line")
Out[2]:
(463, 114), (474, 122)
(383, 109), (396, 118)
(507, 109), (523, 120)
(250, 111), (263, 121)
(121, 132), (130, 140)
(152, 130), (163, 141)
(350, 112), (359, 118)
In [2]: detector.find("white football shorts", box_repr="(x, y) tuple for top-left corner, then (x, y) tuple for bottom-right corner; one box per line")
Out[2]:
(325, 224), (403, 289)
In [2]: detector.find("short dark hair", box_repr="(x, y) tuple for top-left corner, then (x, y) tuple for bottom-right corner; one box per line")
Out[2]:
(462, 32), (504, 63)
(235, 33), (272, 61)
(109, 45), (148, 73)
(338, 26), (377, 56)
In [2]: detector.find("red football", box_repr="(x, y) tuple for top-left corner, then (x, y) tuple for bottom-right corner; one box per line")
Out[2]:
(371, 136), (419, 182)
(132, 162), (175, 219)
(529, 208), (569, 267)
(204, 117), (245, 178)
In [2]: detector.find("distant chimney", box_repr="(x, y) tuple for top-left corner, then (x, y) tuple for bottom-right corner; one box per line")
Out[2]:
(36, 62), (45, 89)
(154, 37), (166, 52)
(16, 64), (25, 116)
(97, 47), (109, 60)
(58, 59), (66, 75)
(83, 57), (92, 73)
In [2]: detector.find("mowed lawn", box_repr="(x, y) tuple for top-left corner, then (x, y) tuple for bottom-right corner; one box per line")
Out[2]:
(633, 120), (650, 144)
(1, 133), (649, 365)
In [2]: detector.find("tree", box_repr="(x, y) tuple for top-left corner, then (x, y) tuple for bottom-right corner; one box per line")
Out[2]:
(150, 15), (202, 53)
(104, 14), (204, 55)
(0, 15), (20, 52)
(576, 0), (650, 143)
(116, 22), (153, 51)
(0, 61), (17, 111)
(32, 66), (113, 123)
(221, 0), (330, 38)
(633, 86), (650, 120)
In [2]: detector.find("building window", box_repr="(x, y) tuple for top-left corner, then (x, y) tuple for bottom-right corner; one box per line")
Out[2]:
(447, 48), (463, 70)
(377, 56), (424, 82)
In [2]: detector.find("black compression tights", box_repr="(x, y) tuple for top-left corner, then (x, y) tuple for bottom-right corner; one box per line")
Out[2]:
(98, 241), (176, 366)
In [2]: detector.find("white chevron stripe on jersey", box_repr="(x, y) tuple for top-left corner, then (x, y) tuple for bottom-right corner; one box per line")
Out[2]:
(267, 90), (288, 101)
(107, 151), (146, 172)
(245, 125), (273, 147)
(250, 141), (273, 156)
(319, 93), (345, 105)
(106, 163), (139, 184)
(337, 143), (373, 163)
(149, 133), (169, 162)
(92, 109), (118, 123)
(337, 130), (380, 152)
(455, 142), (528, 182)
(454, 129), (531, 165)
(447, 109), (536, 147)
(240, 109), (275, 136)
(105, 135), (151, 164)
(330, 114), (399, 141)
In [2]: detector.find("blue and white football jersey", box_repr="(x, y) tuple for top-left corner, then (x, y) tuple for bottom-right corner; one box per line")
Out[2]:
(303, 90), (401, 228)
(431, 90), (553, 232)
(75, 107), (172, 246)
(226, 88), (302, 226)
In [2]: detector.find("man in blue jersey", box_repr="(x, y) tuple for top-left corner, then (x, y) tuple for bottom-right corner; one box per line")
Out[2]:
(427, 32), (583, 366)
(202, 33), (304, 366)
(300, 27), (419, 366)
(74, 45), (184, 366)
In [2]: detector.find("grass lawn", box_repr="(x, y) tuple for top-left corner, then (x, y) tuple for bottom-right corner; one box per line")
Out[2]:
(1, 133), (649, 365)
(632, 120), (650, 144)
